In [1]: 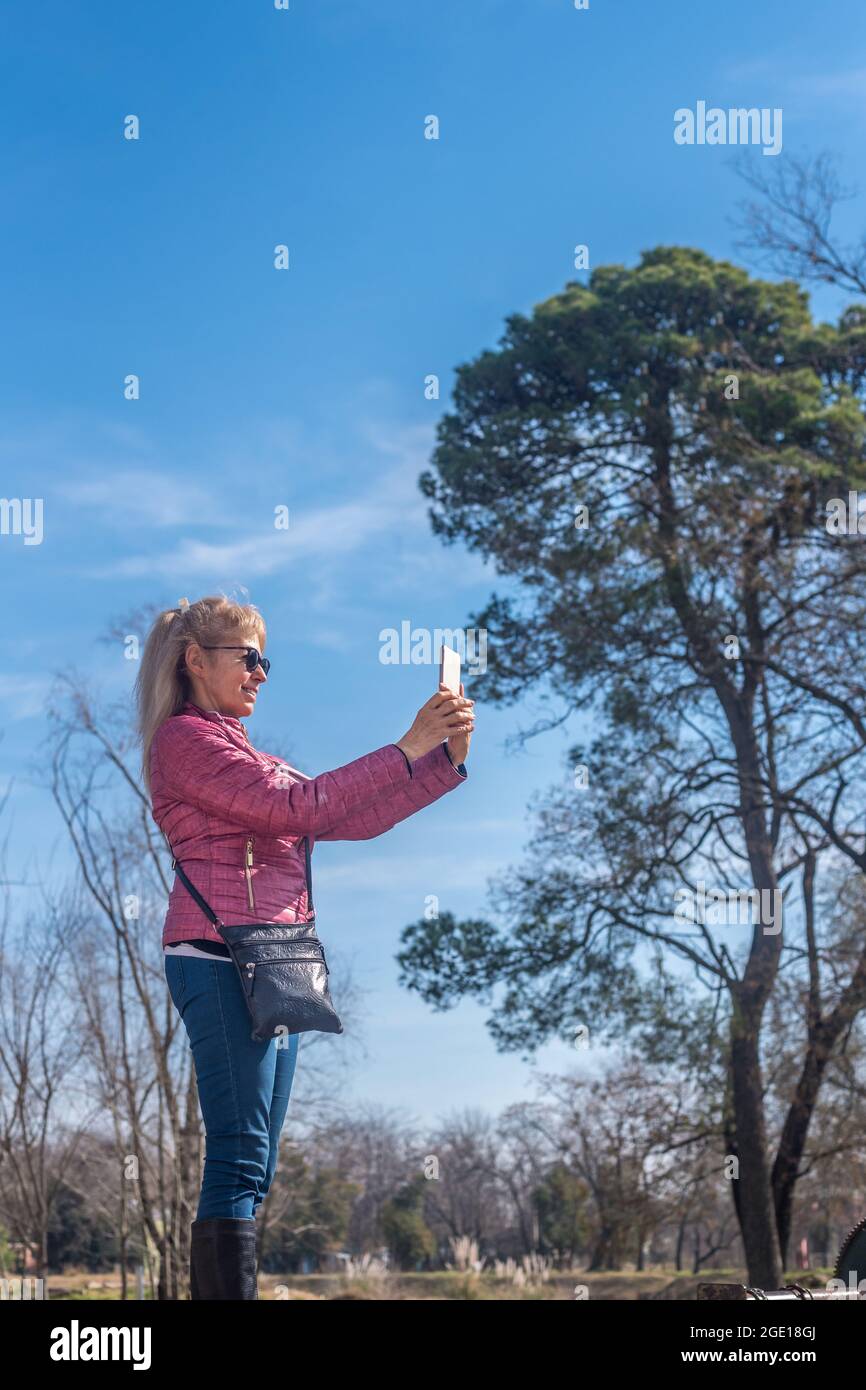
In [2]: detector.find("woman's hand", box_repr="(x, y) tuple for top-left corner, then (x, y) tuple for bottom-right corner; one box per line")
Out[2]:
(396, 682), (475, 763)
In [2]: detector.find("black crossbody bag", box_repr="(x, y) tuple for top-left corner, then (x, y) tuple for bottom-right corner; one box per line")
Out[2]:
(166, 833), (344, 1042)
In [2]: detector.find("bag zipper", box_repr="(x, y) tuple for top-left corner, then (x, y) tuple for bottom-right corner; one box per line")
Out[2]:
(244, 837), (255, 910)
(243, 957), (330, 988)
(245, 958), (328, 967)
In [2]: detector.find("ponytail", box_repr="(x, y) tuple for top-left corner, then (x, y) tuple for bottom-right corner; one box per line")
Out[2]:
(134, 594), (266, 798)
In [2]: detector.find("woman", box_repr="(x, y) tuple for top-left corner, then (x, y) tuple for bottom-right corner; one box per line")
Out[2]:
(135, 594), (474, 1300)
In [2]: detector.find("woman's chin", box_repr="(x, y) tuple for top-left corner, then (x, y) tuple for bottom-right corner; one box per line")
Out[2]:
(223, 696), (255, 718)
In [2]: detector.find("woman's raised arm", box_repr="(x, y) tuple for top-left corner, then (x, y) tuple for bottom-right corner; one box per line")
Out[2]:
(151, 717), (421, 837)
(295, 741), (467, 842)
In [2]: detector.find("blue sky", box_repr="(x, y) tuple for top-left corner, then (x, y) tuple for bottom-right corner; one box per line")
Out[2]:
(1, 0), (865, 1125)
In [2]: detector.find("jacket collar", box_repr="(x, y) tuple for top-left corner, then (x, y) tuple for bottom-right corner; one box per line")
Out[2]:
(182, 700), (244, 731)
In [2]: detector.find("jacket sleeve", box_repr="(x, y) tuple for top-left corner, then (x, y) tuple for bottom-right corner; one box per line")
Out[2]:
(310, 741), (467, 842)
(151, 717), (431, 837)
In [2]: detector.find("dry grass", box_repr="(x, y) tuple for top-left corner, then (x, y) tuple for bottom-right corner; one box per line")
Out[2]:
(25, 1265), (838, 1301)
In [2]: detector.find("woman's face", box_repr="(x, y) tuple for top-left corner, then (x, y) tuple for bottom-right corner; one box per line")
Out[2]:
(185, 630), (268, 718)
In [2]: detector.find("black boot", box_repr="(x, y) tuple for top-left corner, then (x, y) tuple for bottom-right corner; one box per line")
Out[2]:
(189, 1217), (258, 1300)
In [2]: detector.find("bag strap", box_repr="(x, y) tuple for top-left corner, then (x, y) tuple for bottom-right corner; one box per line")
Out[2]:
(304, 835), (314, 914)
(171, 854), (225, 930)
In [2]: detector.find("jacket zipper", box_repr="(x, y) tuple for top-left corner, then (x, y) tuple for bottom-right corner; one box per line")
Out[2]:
(244, 837), (255, 910)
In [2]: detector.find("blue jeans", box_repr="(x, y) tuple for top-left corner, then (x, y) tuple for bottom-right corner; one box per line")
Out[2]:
(164, 954), (300, 1220)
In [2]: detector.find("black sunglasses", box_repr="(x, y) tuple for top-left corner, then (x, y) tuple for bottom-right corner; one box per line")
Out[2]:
(200, 646), (271, 675)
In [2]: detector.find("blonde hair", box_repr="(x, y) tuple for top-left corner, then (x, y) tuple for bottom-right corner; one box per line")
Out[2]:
(135, 594), (266, 798)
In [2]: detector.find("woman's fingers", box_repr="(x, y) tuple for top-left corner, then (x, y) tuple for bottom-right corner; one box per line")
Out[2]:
(429, 699), (473, 723)
(435, 688), (474, 709)
(408, 686), (475, 751)
(436, 683), (473, 705)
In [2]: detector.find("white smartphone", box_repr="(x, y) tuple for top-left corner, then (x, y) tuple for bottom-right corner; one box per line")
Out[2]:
(439, 643), (461, 694)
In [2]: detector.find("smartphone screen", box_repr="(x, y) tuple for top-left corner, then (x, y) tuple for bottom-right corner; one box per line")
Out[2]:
(439, 644), (461, 693)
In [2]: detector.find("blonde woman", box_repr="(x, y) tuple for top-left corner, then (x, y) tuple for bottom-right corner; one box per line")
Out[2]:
(135, 595), (474, 1299)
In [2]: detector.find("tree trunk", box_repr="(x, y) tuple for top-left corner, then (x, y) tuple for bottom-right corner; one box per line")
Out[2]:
(675, 1215), (686, 1272)
(587, 1225), (614, 1271)
(730, 1022), (781, 1287)
(725, 702), (784, 1288)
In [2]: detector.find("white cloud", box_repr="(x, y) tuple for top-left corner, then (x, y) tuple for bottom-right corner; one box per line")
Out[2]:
(720, 57), (777, 81)
(306, 627), (352, 650)
(86, 421), (440, 581)
(57, 471), (228, 527)
(94, 486), (408, 578)
(719, 58), (866, 108)
(19, 404), (484, 595)
(794, 67), (866, 98)
(0, 675), (52, 720)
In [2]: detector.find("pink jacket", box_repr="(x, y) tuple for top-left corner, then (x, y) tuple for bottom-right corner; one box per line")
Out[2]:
(150, 700), (468, 945)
